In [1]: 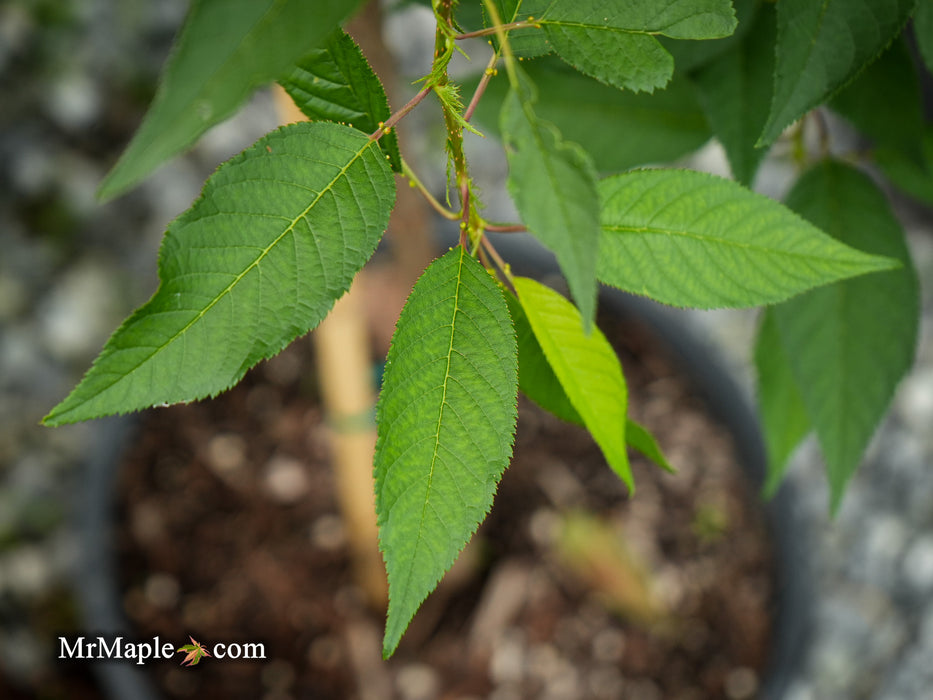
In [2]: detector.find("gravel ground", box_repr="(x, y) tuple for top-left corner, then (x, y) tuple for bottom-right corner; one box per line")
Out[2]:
(2, 2), (933, 698)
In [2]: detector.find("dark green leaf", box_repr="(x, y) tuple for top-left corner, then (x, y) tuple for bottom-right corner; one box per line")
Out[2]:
(45, 123), (395, 425)
(759, 0), (916, 147)
(467, 58), (711, 173)
(495, 0), (736, 93)
(754, 308), (811, 496)
(830, 37), (924, 159)
(692, 5), (775, 184)
(773, 161), (919, 511)
(501, 68), (600, 327)
(626, 419), (676, 474)
(915, 0), (933, 73)
(875, 127), (933, 206)
(375, 248), (518, 658)
(99, 0), (361, 200)
(280, 30), (401, 172)
(661, 0), (759, 74)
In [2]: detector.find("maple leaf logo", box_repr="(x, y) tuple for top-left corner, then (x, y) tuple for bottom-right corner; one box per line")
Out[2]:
(176, 636), (211, 667)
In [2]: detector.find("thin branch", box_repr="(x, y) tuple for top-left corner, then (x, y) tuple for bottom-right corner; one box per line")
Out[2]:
(401, 158), (461, 220)
(464, 50), (500, 123)
(369, 85), (433, 141)
(484, 222), (526, 233)
(481, 235), (513, 286)
(454, 21), (532, 41)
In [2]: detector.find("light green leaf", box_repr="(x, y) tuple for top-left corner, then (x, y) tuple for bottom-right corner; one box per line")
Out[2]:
(99, 0), (361, 200)
(505, 288), (582, 425)
(498, 0), (736, 92)
(279, 30), (401, 172)
(692, 5), (775, 184)
(375, 247), (518, 658)
(44, 122), (394, 425)
(754, 308), (811, 496)
(506, 289), (673, 473)
(468, 58), (711, 173)
(773, 161), (919, 511)
(501, 68), (600, 327)
(512, 277), (632, 489)
(830, 37), (924, 159)
(596, 168), (899, 309)
(758, 0), (916, 147)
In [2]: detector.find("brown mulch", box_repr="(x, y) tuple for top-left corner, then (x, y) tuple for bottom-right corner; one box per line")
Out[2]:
(115, 306), (774, 700)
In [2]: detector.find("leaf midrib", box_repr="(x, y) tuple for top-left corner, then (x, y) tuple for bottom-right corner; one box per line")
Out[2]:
(600, 223), (883, 266)
(405, 249), (466, 601)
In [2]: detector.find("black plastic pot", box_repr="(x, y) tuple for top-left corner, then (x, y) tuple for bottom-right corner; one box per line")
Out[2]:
(75, 236), (811, 699)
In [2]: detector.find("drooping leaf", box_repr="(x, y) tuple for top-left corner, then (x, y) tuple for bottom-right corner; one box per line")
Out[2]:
(494, 0), (736, 92)
(754, 308), (811, 496)
(916, 1), (933, 73)
(468, 58), (711, 173)
(501, 68), (600, 327)
(692, 5), (775, 184)
(512, 277), (632, 489)
(279, 30), (402, 172)
(99, 0), (362, 200)
(505, 288), (582, 425)
(44, 123), (395, 425)
(505, 289), (674, 473)
(596, 168), (899, 309)
(830, 37), (924, 159)
(758, 0), (916, 147)
(772, 161), (919, 511)
(375, 247), (518, 658)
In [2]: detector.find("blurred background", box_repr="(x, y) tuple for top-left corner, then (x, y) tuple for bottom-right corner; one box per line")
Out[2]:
(1, 1), (933, 698)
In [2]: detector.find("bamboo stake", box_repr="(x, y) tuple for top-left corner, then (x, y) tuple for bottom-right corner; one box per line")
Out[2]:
(273, 85), (388, 609)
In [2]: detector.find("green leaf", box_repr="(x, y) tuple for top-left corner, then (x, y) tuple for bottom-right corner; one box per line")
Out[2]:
(512, 277), (632, 489)
(497, 0), (736, 93)
(99, 0), (362, 200)
(758, 0), (916, 147)
(375, 247), (518, 658)
(660, 0), (759, 74)
(772, 161), (919, 511)
(626, 419), (676, 474)
(915, 0), (933, 74)
(596, 168), (900, 309)
(279, 30), (402, 172)
(44, 122), (395, 425)
(830, 37), (924, 158)
(754, 308), (811, 496)
(501, 68), (600, 327)
(505, 288), (582, 425)
(468, 58), (711, 173)
(875, 127), (933, 206)
(506, 289), (673, 473)
(692, 5), (776, 184)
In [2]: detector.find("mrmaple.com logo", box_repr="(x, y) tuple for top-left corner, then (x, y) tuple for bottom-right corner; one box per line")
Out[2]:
(58, 635), (265, 666)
